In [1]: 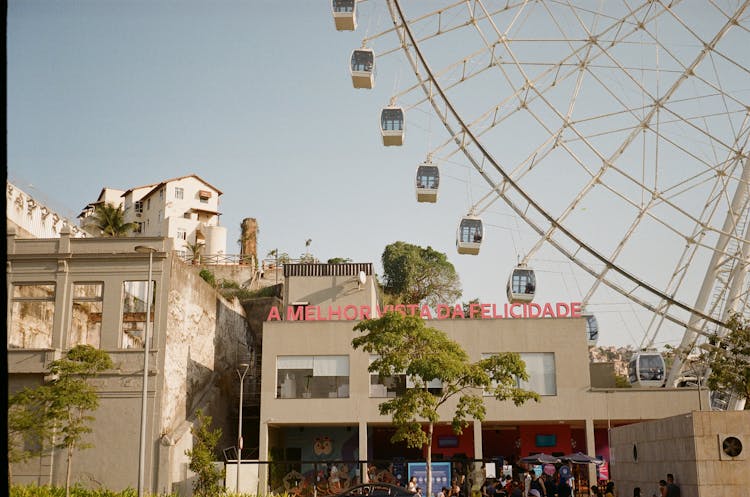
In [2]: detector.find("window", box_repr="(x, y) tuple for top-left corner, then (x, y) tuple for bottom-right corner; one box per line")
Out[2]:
(134, 201), (143, 214)
(277, 355), (349, 399)
(177, 228), (187, 240)
(198, 190), (211, 204)
(70, 283), (103, 348)
(483, 352), (557, 395)
(369, 355), (441, 397)
(9, 283), (56, 348)
(120, 280), (155, 349)
(518, 353), (556, 395)
(175, 187), (184, 200)
(459, 220), (482, 243)
(381, 109), (403, 131)
(200, 197), (209, 204)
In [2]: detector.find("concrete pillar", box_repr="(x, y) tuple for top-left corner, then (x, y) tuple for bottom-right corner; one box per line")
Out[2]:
(359, 420), (368, 483)
(473, 420), (483, 459)
(259, 420), (270, 495)
(585, 418), (597, 489)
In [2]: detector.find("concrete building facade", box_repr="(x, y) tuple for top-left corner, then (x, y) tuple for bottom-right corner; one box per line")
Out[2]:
(7, 181), (87, 239)
(610, 411), (750, 497)
(7, 228), (251, 494)
(255, 263), (705, 496)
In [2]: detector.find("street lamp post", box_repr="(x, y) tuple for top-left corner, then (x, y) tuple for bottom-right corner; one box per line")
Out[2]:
(135, 246), (157, 497)
(236, 362), (250, 495)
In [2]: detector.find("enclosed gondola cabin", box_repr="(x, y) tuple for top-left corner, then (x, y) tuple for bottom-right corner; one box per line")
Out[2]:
(351, 49), (374, 89)
(628, 351), (665, 387)
(381, 107), (404, 146)
(584, 313), (599, 346)
(456, 216), (483, 255)
(332, 0), (357, 31)
(506, 264), (536, 303)
(416, 163), (439, 203)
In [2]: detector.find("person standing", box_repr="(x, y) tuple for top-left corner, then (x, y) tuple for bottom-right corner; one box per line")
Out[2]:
(657, 480), (667, 497)
(544, 474), (557, 497)
(604, 482), (615, 497)
(557, 472), (572, 497)
(408, 477), (418, 492)
(451, 478), (463, 497)
(530, 473), (546, 497)
(509, 481), (523, 497)
(503, 476), (513, 496)
(665, 474), (680, 497)
(523, 471), (533, 497)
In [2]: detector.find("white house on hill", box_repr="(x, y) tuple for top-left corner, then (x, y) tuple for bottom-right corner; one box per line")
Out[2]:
(78, 174), (227, 255)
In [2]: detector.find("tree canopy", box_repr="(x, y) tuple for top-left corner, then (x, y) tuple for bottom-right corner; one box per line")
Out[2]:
(186, 409), (225, 497)
(91, 202), (137, 237)
(381, 241), (462, 307)
(8, 345), (112, 494)
(353, 313), (538, 497)
(704, 313), (750, 408)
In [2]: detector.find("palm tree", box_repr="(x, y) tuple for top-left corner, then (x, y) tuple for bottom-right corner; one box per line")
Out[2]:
(185, 241), (204, 265)
(91, 203), (137, 237)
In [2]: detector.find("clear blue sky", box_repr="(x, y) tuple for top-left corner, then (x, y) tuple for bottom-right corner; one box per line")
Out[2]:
(9, 1), (746, 349)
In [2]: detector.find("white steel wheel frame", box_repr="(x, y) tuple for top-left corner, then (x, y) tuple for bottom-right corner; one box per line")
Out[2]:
(379, 0), (750, 385)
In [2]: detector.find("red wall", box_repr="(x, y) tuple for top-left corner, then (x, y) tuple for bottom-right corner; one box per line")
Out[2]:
(571, 428), (586, 453)
(518, 424), (572, 456)
(482, 428), (520, 459)
(424, 424), (475, 459)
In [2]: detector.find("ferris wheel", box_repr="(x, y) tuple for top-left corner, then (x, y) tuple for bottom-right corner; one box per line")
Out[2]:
(330, 1), (750, 392)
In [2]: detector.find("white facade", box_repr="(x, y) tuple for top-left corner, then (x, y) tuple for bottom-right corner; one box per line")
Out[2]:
(79, 174), (226, 254)
(7, 181), (87, 239)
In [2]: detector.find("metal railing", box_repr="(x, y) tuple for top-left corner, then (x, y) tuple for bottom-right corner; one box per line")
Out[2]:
(177, 252), (257, 266)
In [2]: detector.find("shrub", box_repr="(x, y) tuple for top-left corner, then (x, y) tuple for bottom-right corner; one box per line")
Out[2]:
(199, 269), (216, 287)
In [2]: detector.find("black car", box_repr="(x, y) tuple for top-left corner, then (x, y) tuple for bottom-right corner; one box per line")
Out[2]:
(336, 483), (417, 497)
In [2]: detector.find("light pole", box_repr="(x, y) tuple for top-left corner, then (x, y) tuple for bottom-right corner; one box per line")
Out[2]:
(135, 245), (157, 497)
(236, 362), (250, 495)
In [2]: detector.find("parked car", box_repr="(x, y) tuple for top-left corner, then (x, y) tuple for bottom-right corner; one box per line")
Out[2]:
(336, 483), (417, 497)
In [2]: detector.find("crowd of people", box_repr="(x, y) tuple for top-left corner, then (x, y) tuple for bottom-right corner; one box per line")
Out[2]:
(477, 469), (576, 497)
(401, 470), (680, 497)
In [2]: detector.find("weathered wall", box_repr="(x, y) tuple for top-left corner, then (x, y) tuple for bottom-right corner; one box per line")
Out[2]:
(161, 257), (250, 448)
(194, 263), (257, 289)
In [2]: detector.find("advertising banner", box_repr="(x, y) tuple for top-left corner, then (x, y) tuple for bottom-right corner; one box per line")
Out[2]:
(408, 462), (452, 497)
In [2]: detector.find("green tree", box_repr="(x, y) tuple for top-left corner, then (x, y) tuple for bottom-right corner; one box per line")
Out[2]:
(50, 345), (113, 497)
(381, 242), (462, 307)
(462, 298), (482, 319)
(703, 313), (750, 408)
(299, 253), (318, 263)
(8, 387), (56, 484)
(327, 257), (353, 264)
(352, 313), (539, 497)
(186, 409), (225, 497)
(91, 202), (137, 237)
(9, 346), (113, 495)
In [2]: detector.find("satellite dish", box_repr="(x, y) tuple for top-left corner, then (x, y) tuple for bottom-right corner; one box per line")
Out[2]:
(358, 271), (367, 285)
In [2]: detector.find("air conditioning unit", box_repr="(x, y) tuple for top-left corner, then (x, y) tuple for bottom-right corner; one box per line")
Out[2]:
(718, 433), (746, 461)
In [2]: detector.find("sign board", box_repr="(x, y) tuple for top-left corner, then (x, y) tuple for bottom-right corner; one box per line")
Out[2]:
(408, 462), (452, 496)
